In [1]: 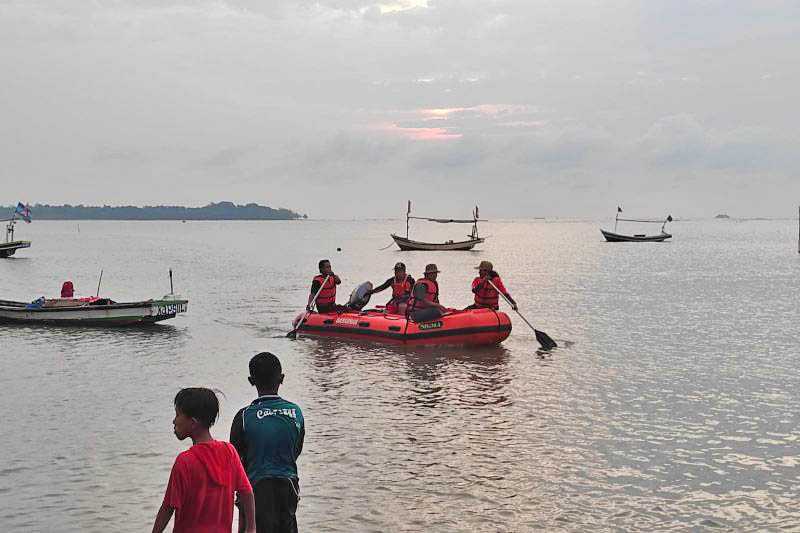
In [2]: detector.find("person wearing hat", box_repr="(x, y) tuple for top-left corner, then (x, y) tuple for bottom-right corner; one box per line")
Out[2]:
(406, 264), (447, 322)
(367, 262), (416, 314)
(468, 260), (517, 311)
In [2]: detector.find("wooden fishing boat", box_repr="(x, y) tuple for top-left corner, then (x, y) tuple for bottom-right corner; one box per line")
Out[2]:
(391, 201), (485, 251)
(292, 307), (511, 346)
(0, 296), (188, 326)
(390, 234), (484, 251)
(600, 229), (671, 242)
(1, 214), (31, 258)
(601, 208), (673, 243)
(0, 240), (31, 258)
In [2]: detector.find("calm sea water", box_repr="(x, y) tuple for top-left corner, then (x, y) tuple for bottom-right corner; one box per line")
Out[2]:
(1, 218), (799, 532)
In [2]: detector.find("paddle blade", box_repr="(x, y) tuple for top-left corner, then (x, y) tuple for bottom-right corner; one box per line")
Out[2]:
(535, 329), (557, 350)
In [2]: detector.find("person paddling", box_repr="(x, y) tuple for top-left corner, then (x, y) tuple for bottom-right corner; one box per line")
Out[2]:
(367, 262), (415, 314)
(407, 264), (448, 322)
(307, 259), (341, 313)
(468, 260), (517, 311)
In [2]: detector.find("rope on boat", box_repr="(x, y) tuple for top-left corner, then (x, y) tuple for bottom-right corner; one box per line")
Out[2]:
(378, 240), (396, 250)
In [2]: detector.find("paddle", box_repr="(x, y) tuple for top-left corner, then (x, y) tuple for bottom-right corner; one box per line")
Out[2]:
(287, 275), (330, 339)
(486, 278), (557, 350)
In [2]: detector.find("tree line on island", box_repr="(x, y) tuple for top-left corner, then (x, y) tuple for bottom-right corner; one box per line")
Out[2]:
(2, 202), (306, 220)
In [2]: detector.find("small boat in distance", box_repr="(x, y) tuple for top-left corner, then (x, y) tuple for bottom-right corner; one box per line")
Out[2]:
(1, 203), (32, 258)
(391, 201), (485, 251)
(601, 207), (673, 242)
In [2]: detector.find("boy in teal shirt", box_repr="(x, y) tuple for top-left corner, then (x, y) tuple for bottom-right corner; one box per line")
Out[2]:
(231, 352), (305, 533)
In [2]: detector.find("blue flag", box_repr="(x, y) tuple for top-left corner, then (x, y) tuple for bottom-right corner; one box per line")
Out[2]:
(15, 202), (31, 223)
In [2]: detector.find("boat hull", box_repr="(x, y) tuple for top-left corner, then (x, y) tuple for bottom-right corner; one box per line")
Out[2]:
(600, 229), (672, 242)
(293, 308), (511, 346)
(0, 298), (188, 326)
(0, 241), (31, 258)
(391, 234), (484, 251)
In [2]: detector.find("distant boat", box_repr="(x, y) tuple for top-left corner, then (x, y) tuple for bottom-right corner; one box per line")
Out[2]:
(715, 214), (730, 219)
(390, 201), (485, 251)
(601, 207), (672, 243)
(1, 209), (31, 258)
(0, 296), (188, 326)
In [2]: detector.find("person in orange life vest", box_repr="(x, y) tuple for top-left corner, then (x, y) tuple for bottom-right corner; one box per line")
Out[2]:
(367, 262), (416, 314)
(61, 280), (74, 298)
(307, 259), (342, 313)
(407, 264), (448, 322)
(468, 260), (517, 311)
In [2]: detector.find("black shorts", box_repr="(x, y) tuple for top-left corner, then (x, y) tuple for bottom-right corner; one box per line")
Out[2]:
(253, 477), (299, 533)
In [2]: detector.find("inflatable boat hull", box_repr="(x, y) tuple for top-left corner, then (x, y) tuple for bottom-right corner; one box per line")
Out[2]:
(293, 308), (511, 346)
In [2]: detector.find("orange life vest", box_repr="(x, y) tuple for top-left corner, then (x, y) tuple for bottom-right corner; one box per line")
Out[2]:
(407, 278), (439, 313)
(313, 275), (337, 307)
(391, 275), (413, 301)
(473, 276), (500, 309)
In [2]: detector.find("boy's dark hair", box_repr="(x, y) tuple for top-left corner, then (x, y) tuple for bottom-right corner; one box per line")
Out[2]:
(249, 352), (282, 388)
(318, 259), (330, 272)
(174, 388), (220, 428)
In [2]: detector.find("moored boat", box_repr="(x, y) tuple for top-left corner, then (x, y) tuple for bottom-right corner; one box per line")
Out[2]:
(600, 229), (672, 242)
(2, 204), (32, 258)
(601, 207), (673, 243)
(292, 307), (511, 346)
(0, 296), (188, 326)
(391, 201), (485, 251)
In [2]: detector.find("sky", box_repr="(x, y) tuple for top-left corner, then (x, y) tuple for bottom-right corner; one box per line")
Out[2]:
(0, 0), (798, 218)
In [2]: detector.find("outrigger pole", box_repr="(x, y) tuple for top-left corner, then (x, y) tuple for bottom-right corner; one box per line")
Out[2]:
(406, 200), (411, 239)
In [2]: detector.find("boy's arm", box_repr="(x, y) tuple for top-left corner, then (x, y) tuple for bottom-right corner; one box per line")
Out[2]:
(151, 502), (174, 533)
(229, 408), (248, 463)
(240, 491), (257, 533)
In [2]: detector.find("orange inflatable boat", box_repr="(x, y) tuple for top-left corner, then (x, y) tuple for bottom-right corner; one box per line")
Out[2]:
(292, 307), (512, 346)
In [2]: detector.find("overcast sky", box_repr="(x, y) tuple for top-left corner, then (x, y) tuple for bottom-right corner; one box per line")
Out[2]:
(1, 1), (798, 218)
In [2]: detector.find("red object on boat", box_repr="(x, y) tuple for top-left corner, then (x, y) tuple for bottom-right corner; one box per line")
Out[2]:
(292, 307), (511, 346)
(61, 281), (74, 298)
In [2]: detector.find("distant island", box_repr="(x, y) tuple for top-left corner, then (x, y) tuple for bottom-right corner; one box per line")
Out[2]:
(714, 214), (731, 219)
(2, 202), (306, 220)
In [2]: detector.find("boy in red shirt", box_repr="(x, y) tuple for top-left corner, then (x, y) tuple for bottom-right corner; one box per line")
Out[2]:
(153, 388), (256, 533)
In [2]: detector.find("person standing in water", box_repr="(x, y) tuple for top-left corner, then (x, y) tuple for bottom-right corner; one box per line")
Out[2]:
(153, 387), (255, 533)
(231, 352), (305, 533)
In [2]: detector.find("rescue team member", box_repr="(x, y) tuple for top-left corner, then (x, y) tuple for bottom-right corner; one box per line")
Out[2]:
(231, 352), (305, 533)
(367, 262), (415, 314)
(307, 259), (341, 313)
(407, 263), (448, 322)
(152, 388), (256, 533)
(468, 260), (517, 311)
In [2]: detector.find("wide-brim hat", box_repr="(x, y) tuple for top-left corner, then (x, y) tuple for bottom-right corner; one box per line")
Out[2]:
(475, 260), (493, 271)
(424, 263), (441, 274)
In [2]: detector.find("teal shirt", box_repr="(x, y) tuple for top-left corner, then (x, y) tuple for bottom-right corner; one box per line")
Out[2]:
(231, 395), (305, 483)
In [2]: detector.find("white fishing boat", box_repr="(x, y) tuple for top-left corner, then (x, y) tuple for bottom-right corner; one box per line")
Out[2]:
(0, 296), (188, 326)
(601, 207), (673, 242)
(1, 203), (32, 258)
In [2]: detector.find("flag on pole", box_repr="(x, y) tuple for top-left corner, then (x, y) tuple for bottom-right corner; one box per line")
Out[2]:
(15, 202), (32, 223)
(617, 206), (622, 213)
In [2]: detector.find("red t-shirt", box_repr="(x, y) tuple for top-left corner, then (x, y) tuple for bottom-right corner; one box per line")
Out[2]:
(162, 440), (253, 533)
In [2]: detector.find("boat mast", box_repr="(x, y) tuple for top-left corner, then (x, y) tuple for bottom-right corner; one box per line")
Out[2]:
(5, 215), (15, 244)
(471, 205), (479, 239)
(406, 200), (411, 239)
(615, 206), (621, 232)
